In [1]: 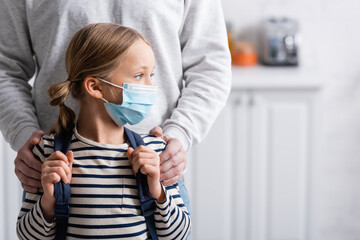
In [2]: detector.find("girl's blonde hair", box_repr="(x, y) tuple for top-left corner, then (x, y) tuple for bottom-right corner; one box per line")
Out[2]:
(47, 23), (149, 134)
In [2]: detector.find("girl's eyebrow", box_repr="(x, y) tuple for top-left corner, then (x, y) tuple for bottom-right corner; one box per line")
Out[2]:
(131, 65), (156, 73)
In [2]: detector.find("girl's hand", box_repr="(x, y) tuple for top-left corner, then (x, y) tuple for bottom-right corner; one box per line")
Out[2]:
(40, 150), (74, 221)
(127, 146), (165, 202)
(149, 126), (187, 186)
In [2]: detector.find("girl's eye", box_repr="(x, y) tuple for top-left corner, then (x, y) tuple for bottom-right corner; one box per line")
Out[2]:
(135, 74), (143, 80)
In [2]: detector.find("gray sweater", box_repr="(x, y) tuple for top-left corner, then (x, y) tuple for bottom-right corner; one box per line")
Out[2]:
(0, 0), (231, 151)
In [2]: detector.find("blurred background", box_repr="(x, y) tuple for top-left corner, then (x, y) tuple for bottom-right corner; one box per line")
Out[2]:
(1, 0), (360, 239)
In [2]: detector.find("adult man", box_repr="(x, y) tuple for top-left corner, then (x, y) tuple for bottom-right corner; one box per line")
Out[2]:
(0, 0), (231, 209)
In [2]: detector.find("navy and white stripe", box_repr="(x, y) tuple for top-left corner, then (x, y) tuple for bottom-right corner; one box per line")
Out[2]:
(16, 128), (191, 239)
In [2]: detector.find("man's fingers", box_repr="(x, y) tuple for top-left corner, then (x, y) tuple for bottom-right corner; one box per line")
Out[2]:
(162, 172), (183, 186)
(29, 130), (45, 146)
(15, 129), (44, 192)
(160, 150), (185, 173)
(14, 156), (42, 181)
(149, 126), (163, 138)
(16, 169), (42, 188)
(160, 160), (186, 183)
(19, 149), (43, 172)
(159, 138), (182, 164)
(19, 164), (42, 181)
(21, 183), (39, 193)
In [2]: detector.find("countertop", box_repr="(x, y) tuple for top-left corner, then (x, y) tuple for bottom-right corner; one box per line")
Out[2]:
(231, 65), (323, 90)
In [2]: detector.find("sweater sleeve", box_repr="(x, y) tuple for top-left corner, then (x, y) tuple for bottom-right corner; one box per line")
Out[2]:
(16, 138), (56, 239)
(0, 0), (40, 151)
(162, 0), (232, 151)
(154, 184), (191, 239)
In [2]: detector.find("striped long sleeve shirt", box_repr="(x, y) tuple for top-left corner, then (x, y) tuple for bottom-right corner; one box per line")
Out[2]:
(16, 128), (191, 239)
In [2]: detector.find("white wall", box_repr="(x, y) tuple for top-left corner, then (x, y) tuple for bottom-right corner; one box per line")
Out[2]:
(0, 135), (22, 240)
(221, 0), (360, 239)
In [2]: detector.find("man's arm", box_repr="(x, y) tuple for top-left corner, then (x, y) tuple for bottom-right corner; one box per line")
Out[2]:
(161, 0), (232, 151)
(0, 0), (40, 151)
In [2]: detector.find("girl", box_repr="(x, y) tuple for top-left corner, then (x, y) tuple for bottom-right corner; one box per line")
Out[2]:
(16, 23), (191, 239)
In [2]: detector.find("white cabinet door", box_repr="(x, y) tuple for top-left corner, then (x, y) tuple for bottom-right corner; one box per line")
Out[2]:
(187, 89), (319, 240)
(186, 93), (240, 240)
(247, 90), (317, 240)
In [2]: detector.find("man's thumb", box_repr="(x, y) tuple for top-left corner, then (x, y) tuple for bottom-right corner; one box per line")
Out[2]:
(149, 126), (163, 138)
(29, 130), (45, 146)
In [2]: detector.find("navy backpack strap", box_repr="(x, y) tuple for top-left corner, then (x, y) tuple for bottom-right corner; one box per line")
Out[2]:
(53, 130), (72, 240)
(124, 127), (158, 240)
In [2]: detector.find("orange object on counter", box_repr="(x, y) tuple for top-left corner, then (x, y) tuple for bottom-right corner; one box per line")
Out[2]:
(232, 42), (257, 66)
(226, 22), (234, 56)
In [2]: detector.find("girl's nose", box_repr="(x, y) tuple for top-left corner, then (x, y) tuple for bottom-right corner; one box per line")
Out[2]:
(146, 75), (155, 86)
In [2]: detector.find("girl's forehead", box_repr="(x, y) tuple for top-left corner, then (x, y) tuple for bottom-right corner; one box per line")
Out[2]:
(118, 40), (155, 71)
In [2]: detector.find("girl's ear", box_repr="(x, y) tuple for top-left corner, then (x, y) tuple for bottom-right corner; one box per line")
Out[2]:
(83, 77), (103, 99)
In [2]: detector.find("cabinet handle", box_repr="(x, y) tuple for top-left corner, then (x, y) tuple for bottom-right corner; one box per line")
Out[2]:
(234, 98), (242, 106)
(248, 94), (254, 106)
(248, 94), (260, 106)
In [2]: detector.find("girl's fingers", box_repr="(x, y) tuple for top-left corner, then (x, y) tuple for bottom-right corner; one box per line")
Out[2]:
(47, 151), (69, 165)
(140, 164), (158, 177)
(42, 166), (69, 184)
(66, 150), (74, 182)
(41, 173), (57, 196)
(129, 146), (159, 176)
(127, 147), (134, 165)
(43, 160), (71, 176)
(42, 172), (61, 185)
(131, 156), (160, 176)
(132, 152), (158, 164)
(66, 150), (74, 164)
(133, 145), (154, 154)
(131, 159), (142, 175)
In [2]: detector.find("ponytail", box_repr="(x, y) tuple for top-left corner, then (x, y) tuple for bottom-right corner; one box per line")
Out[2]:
(47, 80), (76, 134)
(46, 23), (146, 134)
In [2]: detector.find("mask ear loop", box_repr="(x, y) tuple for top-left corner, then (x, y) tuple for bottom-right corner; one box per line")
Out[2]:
(96, 77), (127, 91)
(97, 77), (126, 104)
(101, 97), (109, 103)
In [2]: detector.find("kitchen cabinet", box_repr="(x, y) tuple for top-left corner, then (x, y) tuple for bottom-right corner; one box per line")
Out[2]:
(185, 66), (322, 240)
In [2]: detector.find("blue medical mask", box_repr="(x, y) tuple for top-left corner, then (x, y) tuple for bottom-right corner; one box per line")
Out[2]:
(97, 78), (157, 126)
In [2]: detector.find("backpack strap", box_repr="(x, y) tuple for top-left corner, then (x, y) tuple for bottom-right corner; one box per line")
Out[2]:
(124, 127), (158, 240)
(53, 130), (72, 240)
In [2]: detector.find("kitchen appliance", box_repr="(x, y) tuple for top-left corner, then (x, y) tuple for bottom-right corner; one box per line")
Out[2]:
(259, 17), (299, 66)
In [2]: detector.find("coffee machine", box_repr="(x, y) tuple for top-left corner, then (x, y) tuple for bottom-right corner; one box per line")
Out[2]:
(259, 17), (299, 66)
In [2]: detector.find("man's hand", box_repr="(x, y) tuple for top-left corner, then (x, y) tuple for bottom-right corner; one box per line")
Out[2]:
(149, 126), (187, 186)
(14, 130), (44, 193)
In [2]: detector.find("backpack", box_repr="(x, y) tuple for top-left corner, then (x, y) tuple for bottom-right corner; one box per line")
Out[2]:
(53, 127), (158, 240)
